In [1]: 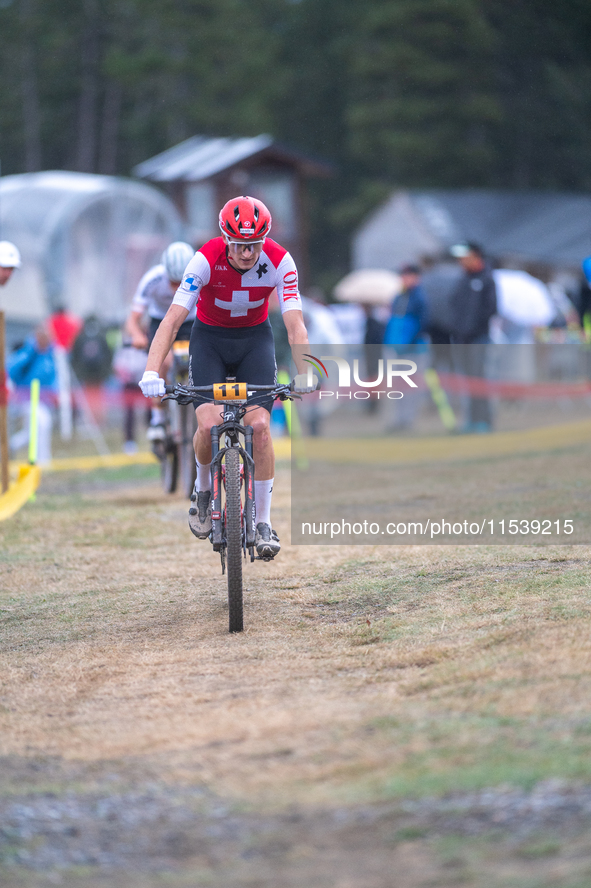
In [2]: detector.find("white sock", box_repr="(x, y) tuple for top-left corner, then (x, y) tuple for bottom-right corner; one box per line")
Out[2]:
(254, 478), (274, 526)
(195, 458), (211, 492)
(150, 407), (164, 424)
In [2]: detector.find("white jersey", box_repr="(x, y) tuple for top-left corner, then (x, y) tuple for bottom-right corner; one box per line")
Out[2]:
(131, 264), (197, 321)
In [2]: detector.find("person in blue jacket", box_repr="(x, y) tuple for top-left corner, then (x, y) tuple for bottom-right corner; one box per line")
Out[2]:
(580, 257), (591, 337)
(383, 264), (428, 432)
(7, 325), (57, 463)
(383, 264), (428, 348)
(7, 325), (57, 390)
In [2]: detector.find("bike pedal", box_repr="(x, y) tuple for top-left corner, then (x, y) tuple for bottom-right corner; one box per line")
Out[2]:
(255, 554), (275, 562)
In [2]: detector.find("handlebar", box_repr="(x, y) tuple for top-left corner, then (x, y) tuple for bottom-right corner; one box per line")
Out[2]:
(165, 383), (289, 394)
(163, 380), (302, 407)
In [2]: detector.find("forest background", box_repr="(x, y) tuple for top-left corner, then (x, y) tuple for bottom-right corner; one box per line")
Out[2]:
(1, 0), (591, 287)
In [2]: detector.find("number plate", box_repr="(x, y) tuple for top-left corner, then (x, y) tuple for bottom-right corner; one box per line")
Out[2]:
(213, 382), (248, 401)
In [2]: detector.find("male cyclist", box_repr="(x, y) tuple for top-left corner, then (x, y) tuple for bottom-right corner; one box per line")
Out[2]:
(139, 196), (316, 558)
(127, 242), (195, 440)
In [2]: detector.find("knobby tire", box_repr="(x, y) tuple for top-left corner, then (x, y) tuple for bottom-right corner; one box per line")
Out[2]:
(161, 443), (178, 494)
(179, 406), (198, 499)
(224, 447), (243, 632)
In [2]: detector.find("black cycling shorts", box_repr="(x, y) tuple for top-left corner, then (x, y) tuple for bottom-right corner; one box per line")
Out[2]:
(189, 318), (277, 414)
(148, 317), (195, 346)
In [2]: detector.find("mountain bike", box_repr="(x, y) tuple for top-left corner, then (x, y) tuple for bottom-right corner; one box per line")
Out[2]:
(164, 378), (298, 633)
(156, 340), (198, 498)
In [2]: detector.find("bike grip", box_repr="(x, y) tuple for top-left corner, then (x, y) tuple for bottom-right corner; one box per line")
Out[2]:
(165, 385), (175, 394)
(288, 378), (320, 392)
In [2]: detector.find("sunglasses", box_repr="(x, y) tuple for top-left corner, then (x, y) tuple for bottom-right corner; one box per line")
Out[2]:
(225, 239), (265, 249)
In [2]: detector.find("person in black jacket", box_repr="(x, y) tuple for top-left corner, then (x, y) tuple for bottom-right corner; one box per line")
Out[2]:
(449, 243), (497, 344)
(448, 243), (497, 432)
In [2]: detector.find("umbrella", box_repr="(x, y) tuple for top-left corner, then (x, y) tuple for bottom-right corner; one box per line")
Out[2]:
(333, 269), (402, 305)
(493, 269), (557, 327)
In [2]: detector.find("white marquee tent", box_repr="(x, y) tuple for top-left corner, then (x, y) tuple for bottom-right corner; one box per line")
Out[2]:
(0, 170), (181, 330)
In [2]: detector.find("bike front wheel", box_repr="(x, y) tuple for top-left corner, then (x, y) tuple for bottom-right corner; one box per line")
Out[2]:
(224, 446), (243, 632)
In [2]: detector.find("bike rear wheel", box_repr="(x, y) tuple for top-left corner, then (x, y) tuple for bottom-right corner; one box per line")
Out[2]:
(179, 406), (198, 499)
(160, 442), (178, 493)
(224, 446), (243, 632)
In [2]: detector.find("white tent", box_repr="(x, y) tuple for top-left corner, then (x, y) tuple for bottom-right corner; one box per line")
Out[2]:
(0, 171), (181, 328)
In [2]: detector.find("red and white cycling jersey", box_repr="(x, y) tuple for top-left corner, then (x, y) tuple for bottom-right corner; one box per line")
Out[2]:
(172, 237), (302, 327)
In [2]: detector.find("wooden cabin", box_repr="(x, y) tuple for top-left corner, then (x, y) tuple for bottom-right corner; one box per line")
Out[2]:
(133, 134), (332, 287)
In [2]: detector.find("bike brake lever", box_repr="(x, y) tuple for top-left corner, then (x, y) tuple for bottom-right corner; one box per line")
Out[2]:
(162, 386), (195, 406)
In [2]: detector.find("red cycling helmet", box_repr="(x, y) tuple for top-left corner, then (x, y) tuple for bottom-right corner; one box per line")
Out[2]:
(219, 196), (272, 242)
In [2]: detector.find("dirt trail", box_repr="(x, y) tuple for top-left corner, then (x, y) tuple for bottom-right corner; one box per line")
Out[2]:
(1, 467), (400, 800)
(2, 464), (591, 885)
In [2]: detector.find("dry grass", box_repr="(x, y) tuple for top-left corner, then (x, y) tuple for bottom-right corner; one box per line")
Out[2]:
(1, 464), (590, 809)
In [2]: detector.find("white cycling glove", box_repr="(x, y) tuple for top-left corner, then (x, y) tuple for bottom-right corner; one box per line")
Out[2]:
(139, 370), (166, 398)
(293, 373), (319, 394)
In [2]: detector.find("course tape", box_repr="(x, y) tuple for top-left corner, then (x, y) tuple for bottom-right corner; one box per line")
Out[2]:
(45, 438), (292, 473)
(0, 437), (294, 520)
(431, 373), (591, 399)
(0, 464), (42, 521)
(46, 451), (159, 472)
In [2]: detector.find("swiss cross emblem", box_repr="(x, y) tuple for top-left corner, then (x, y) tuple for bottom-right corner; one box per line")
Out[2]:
(215, 290), (264, 317)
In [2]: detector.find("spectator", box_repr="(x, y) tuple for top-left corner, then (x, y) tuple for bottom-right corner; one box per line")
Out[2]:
(361, 303), (387, 416)
(48, 304), (83, 441)
(300, 292), (343, 434)
(48, 305), (82, 352)
(578, 258), (591, 339)
(384, 264), (428, 347)
(0, 241), (21, 286)
(70, 315), (113, 384)
(449, 243), (497, 344)
(383, 264), (428, 432)
(449, 243), (497, 433)
(7, 324), (57, 464)
(7, 324), (57, 390)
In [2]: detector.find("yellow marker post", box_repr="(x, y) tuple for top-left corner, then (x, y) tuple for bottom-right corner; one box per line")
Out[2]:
(0, 380), (43, 521)
(0, 463), (41, 521)
(277, 370), (307, 469)
(28, 378), (40, 464)
(423, 368), (457, 432)
(28, 378), (40, 500)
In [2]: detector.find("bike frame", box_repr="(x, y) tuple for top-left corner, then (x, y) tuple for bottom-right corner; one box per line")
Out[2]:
(164, 379), (297, 564)
(210, 402), (256, 555)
